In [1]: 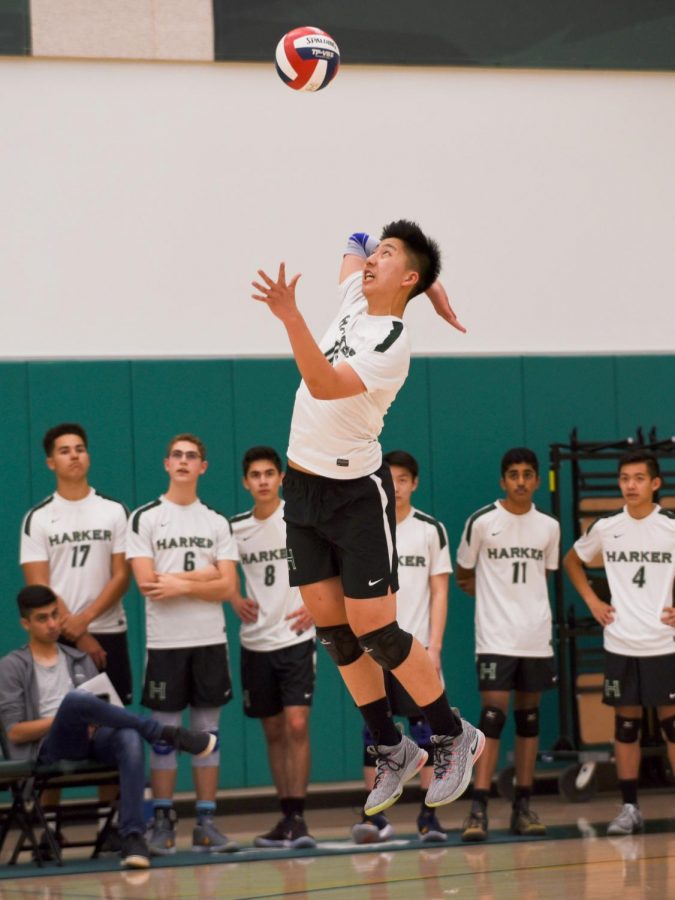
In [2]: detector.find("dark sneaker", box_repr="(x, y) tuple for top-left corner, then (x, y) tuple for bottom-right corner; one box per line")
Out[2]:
(147, 807), (177, 856)
(285, 814), (317, 849)
(425, 720), (485, 808)
(98, 822), (122, 855)
(510, 802), (546, 836)
(159, 726), (217, 758)
(607, 803), (644, 836)
(120, 832), (150, 869)
(352, 812), (395, 844)
(254, 817), (289, 848)
(461, 807), (488, 842)
(364, 734), (428, 816)
(417, 809), (447, 843)
(192, 816), (240, 853)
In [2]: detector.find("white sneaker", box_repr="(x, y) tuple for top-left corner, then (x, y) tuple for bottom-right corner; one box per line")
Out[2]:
(364, 734), (428, 816)
(607, 803), (644, 836)
(425, 720), (485, 808)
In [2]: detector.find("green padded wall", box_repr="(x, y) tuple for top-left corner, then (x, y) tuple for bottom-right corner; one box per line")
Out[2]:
(2, 354), (674, 789)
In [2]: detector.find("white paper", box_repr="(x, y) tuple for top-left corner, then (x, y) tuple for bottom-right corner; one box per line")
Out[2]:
(76, 672), (123, 708)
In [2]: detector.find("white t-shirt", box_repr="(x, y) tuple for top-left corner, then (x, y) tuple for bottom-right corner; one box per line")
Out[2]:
(287, 270), (411, 479)
(20, 489), (129, 634)
(396, 507), (452, 647)
(456, 501), (560, 657)
(230, 502), (315, 652)
(573, 505), (675, 657)
(126, 496), (239, 650)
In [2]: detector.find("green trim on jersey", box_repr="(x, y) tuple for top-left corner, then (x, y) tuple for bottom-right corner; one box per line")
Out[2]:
(131, 499), (162, 534)
(202, 502), (232, 533)
(94, 490), (130, 517)
(658, 508), (675, 520)
(586, 507), (623, 534)
(374, 321), (404, 353)
(23, 495), (54, 536)
(466, 503), (497, 545)
(229, 510), (253, 525)
(413, 510), (447, 550)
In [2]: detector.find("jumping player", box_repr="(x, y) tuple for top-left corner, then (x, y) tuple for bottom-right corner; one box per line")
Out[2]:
(352, 450), (452, 844)
(564, 449), (675, 835)
(229, 446), (316, 849)
(252, 222), (484, 817)
(455, 448), (560, 841)
(126, 434), (239, 855)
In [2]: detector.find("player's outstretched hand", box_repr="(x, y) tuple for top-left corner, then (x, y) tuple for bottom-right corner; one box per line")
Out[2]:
(661, 607), (675, 628)
(252, 263), (302, 321)
(426, 281), (466, 333)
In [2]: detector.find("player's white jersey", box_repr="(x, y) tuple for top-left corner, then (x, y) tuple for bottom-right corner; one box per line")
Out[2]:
(230, 502), (315, 652)
(20, 489), (128, 634)
(396, 508), (452, 647)
(126, 496), (239, 650)
(573, 505), (675, 657)
(288, 270), (411, 480)
(456, 501), (560, 657)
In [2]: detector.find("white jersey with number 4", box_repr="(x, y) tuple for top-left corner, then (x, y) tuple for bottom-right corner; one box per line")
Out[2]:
(126, 496), (239, 650)
(396, 507), (452, 647)
(456, 501), (560, 657)
(230, 502), (315, 652)
(20, 489), (128, 634)
(573, 505), (675, 657)
(287, 270), (411, 480)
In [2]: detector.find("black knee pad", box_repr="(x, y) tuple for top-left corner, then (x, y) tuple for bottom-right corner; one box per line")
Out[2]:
(358, 621), (413, 671)
(514, 707), (540, 738)
(479, 706), (506, 739)
(615, 715), (641, 743)
(659, 714), (675, 744)
(316, 624), (363, 666)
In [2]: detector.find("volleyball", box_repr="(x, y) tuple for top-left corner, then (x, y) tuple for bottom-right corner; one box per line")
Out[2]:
(274, 26), (340, 92)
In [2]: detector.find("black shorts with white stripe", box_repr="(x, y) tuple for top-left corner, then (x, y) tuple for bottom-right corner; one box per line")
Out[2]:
(282, 462), (399, 599)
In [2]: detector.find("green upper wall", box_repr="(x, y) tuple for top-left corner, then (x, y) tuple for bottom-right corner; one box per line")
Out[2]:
(2, 354), (674, 789)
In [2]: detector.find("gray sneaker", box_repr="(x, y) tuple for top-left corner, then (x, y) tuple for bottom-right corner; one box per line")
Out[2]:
(364, 734), (428, 816)
(607, 803), (644, 836)
(425, 719), (485, 808)
(192, 816), (240, 853)
(147, 807), (177, 856)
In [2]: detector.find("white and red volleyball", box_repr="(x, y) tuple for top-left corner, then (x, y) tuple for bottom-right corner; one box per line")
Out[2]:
(275, 26), (340, 92)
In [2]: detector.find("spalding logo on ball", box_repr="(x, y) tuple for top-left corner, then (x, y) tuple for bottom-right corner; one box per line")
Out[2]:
(275, 26), (340, 92)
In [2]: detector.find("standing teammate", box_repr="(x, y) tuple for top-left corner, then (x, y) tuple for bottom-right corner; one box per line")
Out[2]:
(252, 222), (484, 817)
(20, 423), (132, 704)
(353, 450), (452, 844)
(564, 450), (675, 835)
(126, 433), (239, 855)
(455, 448), (560, 841)
(229, 445), (316, 849)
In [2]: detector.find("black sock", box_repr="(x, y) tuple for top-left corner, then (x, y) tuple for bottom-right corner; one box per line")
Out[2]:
(619, 779), (639, 806)
(513, 786), (532, 808)
(358, 697), (400, 746)
(280, 797), (292, 818)
(284, 797), (304, 818)
(472, 788), (489, 811)
(419, 693), (462, 737)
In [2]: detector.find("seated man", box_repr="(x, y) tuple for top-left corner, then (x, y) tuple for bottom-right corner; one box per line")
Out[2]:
(0, 585), (216, 869)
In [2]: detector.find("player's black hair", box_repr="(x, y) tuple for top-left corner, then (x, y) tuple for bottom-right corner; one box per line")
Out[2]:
(242, 446), (283, 477)
(618, 450), (660, 479)
(380, 220), (441, 300)
(17, 584), (57, 619)
(501, 447), (539, 477)
(383, 450), (419, 481)
(43, 423), (88, 456)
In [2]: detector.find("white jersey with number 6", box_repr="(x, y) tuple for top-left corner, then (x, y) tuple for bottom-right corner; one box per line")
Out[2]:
(20, 489), (128, 634)
(230, 502), (315, 652)
(573, 505), (675, 657)
(456, 501), (559, 657)
(126, 496), (239, 650)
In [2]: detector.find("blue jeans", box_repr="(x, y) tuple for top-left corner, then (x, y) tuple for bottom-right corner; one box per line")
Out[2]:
(38, 691), (163, 838)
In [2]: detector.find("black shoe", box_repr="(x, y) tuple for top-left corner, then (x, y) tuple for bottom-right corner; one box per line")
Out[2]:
(121, 832), (151, 869)
(254, 818), (289, 848)
(285, 814), (317, 849)
(160, 726), (217, 758)
(461, 807), (488, 842)
(510, 802), (546, 836)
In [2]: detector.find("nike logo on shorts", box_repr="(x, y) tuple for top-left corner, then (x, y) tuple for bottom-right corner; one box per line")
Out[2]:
(368, 578), (383, 587)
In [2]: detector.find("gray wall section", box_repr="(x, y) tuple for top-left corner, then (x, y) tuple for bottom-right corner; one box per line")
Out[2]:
(0, 0), (30, 55)
(214, 1), (675, 71)
(3, 354), (674, 789)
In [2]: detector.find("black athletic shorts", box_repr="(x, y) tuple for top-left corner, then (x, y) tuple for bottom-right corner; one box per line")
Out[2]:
(142, 644), (233, 712)
(602, 650), (675, 707)
(92, 632), (133, 706)
(282, 463), (399, 599)
(59, 631), (133, 706)
(241, 638), (316, 718)
(476, 654), (558, 693)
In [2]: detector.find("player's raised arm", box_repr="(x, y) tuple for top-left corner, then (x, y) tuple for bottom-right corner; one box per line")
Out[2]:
(340, 232), (379, 282)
